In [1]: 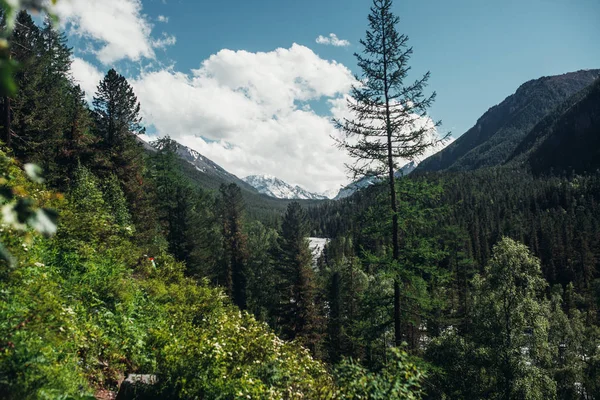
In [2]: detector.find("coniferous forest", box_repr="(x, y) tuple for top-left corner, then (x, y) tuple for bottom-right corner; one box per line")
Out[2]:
(0, 0), (599, 399)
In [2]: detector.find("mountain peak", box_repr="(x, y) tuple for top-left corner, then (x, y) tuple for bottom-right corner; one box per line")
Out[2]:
(243, 175), (327, 200)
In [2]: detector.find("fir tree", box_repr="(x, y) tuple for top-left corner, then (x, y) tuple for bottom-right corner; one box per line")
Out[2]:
(92, 68), (144, 147)
(276, 202), (321, 354)
(56, 84), (95, 188)
(219, 183), (248, 310)
(91, 69), (157, 250)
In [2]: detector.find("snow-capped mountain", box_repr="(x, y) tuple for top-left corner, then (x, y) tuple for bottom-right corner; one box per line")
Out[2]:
(319, 188), (340, 200)
(149, 139), (256, 191)
(243, 175), (328, 200)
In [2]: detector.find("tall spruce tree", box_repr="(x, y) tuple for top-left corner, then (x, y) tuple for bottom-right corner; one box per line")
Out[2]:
(334, 0), (445, 347)
(92, 69), (158, 250)
(10, 12), (72, 164)
(219, 183), (248, 310)
(57, 84), (95, 188)
(92, 68), (144, 147)
(245, 220), (279, 326)
(277, 202), (321, 354)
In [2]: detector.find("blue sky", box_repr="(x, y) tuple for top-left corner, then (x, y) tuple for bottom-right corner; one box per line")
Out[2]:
(52, 0), (600, 193)
(143, 0), (600, 135)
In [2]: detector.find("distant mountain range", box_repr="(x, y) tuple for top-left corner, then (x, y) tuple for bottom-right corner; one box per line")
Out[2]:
(415, 69), (600, 173)
(242, 175), (329, 200)
(143, 140), (325, 214)
(333, 160), (418, 200)
(142, 133), (453, 202)
(141, 69), (600, 205)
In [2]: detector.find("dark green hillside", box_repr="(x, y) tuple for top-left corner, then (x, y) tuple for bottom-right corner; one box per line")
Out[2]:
(416, 69), (600, 172)
(508, 77), (600, 175)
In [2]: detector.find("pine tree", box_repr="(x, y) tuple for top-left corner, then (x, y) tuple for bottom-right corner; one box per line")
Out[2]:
(334, 0), (445, 346)
(151, 137), (219, 277)
(245, 220), (279, 325)
(276, 202), (321, 354)
(92, 68), (144, 147)
(56, 84), (95, 188)
(219, 183), (248, 310)
(91, 69), (157, 250)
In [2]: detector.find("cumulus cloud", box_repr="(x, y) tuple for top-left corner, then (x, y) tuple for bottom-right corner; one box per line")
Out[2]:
(70, 43), (448, 193)
(70, 57), (104, 102)
(157, 15), (169, 23)
(316, 33), (351, 47)
(129, 44), (356, 192)
(50, 0), (175, 64)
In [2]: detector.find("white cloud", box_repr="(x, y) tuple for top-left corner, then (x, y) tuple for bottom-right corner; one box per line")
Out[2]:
(70, 57), (104, 102)
(316, 33), (351, 47)
(152, 33), (177, 49)
(50, 0), (175, 64)
(157, 15), (169, 23)
(132, 44), (356, 193)
(69, 42), (448, 194)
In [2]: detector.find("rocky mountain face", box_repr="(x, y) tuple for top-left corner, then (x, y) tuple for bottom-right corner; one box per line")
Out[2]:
(415, 69), (600, 173)
(150, 139), (258, 192)
(243, 175), (328, 200)
(507, 77), (600, 175)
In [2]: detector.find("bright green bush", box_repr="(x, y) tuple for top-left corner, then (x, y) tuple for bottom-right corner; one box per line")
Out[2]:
(332, 348), (426, 400)
(0, 150), (426, 399)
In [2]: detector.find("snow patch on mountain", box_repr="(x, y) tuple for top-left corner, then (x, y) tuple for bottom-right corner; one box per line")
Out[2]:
(243, 175), (328, 200)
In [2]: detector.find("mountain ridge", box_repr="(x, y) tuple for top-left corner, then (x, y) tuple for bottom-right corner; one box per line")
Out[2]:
(507, 76), (600, 175)
(243, 175), (329, 200)
(415, 69), (600, 173)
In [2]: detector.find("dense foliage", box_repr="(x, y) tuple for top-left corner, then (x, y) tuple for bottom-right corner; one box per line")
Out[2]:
(0, 5), (428, 398)
(1, 1), (599, 399)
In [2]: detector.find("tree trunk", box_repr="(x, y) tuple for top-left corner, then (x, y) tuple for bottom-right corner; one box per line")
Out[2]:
(380, 6), (402, 347)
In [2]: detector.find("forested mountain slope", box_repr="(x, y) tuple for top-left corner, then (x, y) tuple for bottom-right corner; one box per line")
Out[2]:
(508, 77), (600, 175)
(2, 2), (599, 399)
(415, 69), (600, 172)
(146, 139), (325, 223)
(0, 149), (332, 398)
(170, 141), (257, 192)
